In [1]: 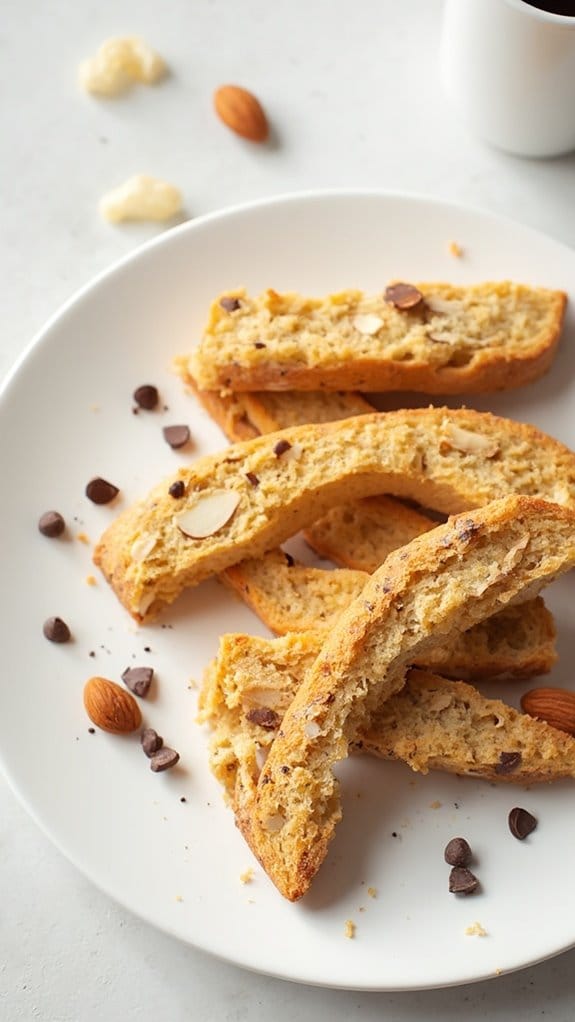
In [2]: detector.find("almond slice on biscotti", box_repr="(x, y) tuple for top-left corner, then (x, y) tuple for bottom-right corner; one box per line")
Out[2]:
(239, 495), (575, 901)
(221, 551), (556, 682)
(188, 283), (566, 394)
(198, 633), (575, 815)
(93, 408), (575, 621)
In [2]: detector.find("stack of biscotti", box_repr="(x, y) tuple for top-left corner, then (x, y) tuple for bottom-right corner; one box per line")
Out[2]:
(92, 279), (575, 905)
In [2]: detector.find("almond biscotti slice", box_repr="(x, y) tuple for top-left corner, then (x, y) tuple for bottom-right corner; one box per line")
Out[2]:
(242, 496), (575, 900)
(222, 550), (556, 681)
(198, 633), (575, 812)
(93, 409), (575, 621)
(189, 283), (566, 394)
(177, 362), (374, 443)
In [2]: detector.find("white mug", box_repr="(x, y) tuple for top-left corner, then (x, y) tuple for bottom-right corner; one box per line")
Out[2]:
(440, 0), (575, 157)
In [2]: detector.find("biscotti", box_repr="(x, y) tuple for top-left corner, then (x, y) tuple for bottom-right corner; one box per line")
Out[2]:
(93, 409), (575, 621)
(189, 283), (566, 393)
(199, 633), (575, 813)
(222, 550), (556, 681)
(242, 496), (575, 900)
(177, 363), (374, 443)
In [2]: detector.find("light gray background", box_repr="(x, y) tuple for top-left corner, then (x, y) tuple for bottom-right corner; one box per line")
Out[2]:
(2, 1), (575, 1019)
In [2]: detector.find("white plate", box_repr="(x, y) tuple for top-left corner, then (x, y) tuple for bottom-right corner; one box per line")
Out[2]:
(2, 191), (575, 991)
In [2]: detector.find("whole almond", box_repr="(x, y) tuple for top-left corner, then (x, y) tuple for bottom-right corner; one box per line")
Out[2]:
(214, 85), (268, 143)
(520, 686), (575, 736)
(84, 676), (142, 734)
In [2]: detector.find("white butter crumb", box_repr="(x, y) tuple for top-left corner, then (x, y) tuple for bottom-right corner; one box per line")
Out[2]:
(79, 37), (166, 97)
(100, 175), (183, 224)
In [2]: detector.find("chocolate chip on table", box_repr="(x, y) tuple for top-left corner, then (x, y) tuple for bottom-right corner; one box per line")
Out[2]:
(169, 480), (186, 499)
(133, 384), (159, 410)
(495, 751), (522, 775)
(163, 425), (190, 449)
(449, 866), (480, 895)
(219, 296), (241, 312)
(85, 477), (119, 504)
(384, 282), (424, 310)
(38, 511), (65, 537)
(141, 728), (163, 757)
(122, 666), (154, 698)
(150, 747), (180, 772)
(43, 616), (71, 643)
(245, 707), (281, 730)
(444, 837), (472, 867)
(273, 439), (292, 457)
(245, 472), (259, 487)
(508, 807), (538, 840)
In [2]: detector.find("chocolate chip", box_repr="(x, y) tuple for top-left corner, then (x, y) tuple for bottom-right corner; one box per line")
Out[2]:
(38, 511), (65, 537)
(150, 747), (180, 772)
(495, 751), (522, 775)
(141, 728), (163, 757)
(163, 425), (190, 449)
(180, 796), (187, 803)
(219, 296), (241, 312)
(88, 727), (95, 734)
(254, 342), (267, 349)
(508, 807), (538, 840)
(385, 282), (424, 310)
(122, 666), (154, 698)
(133, 385), (159, 410)
(285, 552), (295, 567)
(245, 707), (281, 730)
(273, 439), (292, 458)
(85, 477), (119, 505)
(449, 866), (480, 895)
(444, 837), (472, 867)
(169, 480), (186, 499)
(43, 616), (71, 643)
(245, 472), (260, 487)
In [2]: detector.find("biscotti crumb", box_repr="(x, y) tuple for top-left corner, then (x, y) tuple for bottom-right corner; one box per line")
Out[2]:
(448, 240), (463, 258)
(344, 919), (356, 939)
(77, 532), (91, 544)
(175, 895), (183, 902)
(430, 800), (442, 809)
(465, 921), (487, 937)
(240, 868), (254, 885)
(367, 887), (377, 899)
(85, 574), (97, 586)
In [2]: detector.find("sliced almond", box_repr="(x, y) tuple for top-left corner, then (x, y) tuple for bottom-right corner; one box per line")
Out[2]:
(176, 490), (240, 539)
(442, 425), (500, 458)
(502, 534), (529, 574)
(265, 813), (286, 833)
(385, 283), (423, 310)
(255, 745), (269, 772)
(425, 297), (464, 315)
(304, 720), (321, 739)
(427, 332), (455, 344)
(131, 534), (158, 563)
(352, 313), (384, 336)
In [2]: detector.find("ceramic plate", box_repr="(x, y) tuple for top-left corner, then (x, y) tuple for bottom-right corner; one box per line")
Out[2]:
(2, 192), (575, 991)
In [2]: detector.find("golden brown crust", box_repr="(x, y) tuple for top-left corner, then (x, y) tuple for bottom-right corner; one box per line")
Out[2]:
(190, 283), (567, 394)
(93, 409), (575, 621)
(242, 496), (575, 900)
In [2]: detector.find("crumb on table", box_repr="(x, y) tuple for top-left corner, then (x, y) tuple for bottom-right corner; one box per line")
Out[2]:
(240, 868), (254, 885)
(367, 886), (377, 899)
(77, 532), (91, 544)
(430, 800), (442, 810)
(344, 919), (356, 939)
(85, 574), (97, 586)
(448, 240), (463, 258)
(465, 921), (487, 937)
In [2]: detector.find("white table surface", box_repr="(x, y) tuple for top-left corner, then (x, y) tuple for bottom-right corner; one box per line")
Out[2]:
(3, 1), (575, 1018)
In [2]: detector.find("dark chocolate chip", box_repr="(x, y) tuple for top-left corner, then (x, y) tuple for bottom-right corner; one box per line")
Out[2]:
(385, 282), (424, 310)
(88, 727), (95, 734)
(273, 439), (292, 457)
(169, 480), (186, 499)
(245, 707), (281, 730)
(141, 728), (163, 757)
(284, 552), (295, 567)
(85, 477), (119, 505)
(245, 472), (260, 487)
(180, 796), (187, 803)
(122, 666), (154, 698)
(449, 866), (480, 895)
(254, 341), (267, 349)
(38, 511), (65, 537)
(133, 385), (159, 410)
(163, 425), (190, 449)
(43, 616), (71, 643)
(150, 747), (180, 772)
(508, 807), (538, 840)
(219, 296), (241, 312)
(495, 751), (522, 775)
(444, 837), (472, 867)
